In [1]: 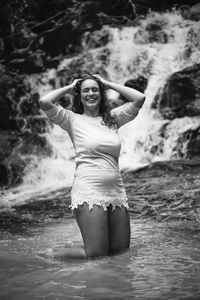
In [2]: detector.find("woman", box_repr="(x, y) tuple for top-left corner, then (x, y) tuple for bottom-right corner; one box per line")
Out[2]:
(40, 74), (145, 259)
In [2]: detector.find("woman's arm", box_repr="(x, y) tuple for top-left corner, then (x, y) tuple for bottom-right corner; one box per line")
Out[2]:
(39, 79), (80, 110)
(93, 74), (145, 108)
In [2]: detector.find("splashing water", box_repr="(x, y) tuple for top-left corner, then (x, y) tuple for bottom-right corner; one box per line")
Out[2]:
(105, 11), (200, 170)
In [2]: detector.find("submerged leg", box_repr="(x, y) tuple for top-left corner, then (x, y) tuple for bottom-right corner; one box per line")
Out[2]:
(75, 203), (109, 258)
(108, 205), (130, 254)
(40, 203), (109, 260)
(52, 245), (86, 259)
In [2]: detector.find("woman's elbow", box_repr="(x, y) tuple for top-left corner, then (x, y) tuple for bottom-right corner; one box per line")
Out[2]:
(39, 98), (52, 110)
(136, 95), (146, 108)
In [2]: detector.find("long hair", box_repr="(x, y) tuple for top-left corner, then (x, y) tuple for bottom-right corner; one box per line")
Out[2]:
(72, 74), (117, 129)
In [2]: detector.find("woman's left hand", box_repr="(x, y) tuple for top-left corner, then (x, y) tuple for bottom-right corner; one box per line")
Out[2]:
(92, 74), (109, 87)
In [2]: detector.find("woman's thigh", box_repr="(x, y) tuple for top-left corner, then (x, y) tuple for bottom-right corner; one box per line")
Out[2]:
(74, 203), (109, 258)
(108, 205), (131, 254)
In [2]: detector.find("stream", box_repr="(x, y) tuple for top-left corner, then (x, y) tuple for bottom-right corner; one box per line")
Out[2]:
(1, 216), (200, 300)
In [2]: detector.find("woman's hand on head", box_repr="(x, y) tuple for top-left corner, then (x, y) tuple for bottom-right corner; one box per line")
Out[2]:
(69, 78), (82, 94)
(71, 78), (81, 88)
(92, 74), (109, 87)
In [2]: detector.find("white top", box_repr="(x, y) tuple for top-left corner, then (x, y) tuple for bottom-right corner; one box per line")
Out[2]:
(45, 102), (141, 210)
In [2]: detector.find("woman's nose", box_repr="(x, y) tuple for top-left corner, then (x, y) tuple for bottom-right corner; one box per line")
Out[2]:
(88, 89), (94, 95)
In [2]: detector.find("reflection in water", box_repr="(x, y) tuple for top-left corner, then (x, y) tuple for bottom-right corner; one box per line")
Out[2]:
(0, 219), (200, 299)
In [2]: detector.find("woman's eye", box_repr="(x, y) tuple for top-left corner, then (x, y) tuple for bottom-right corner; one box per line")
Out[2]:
(82, 88), (99, 93)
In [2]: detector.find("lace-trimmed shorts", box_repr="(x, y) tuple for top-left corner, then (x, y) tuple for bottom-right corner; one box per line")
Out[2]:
(70, 190), (129, 211)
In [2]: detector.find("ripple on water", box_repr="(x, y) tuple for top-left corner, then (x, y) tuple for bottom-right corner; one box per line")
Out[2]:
(0, 218), (200, 300)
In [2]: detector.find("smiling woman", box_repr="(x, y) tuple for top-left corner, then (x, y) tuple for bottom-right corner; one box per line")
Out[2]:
(77, 79), (101, 116)
(39, 74), (145, 259)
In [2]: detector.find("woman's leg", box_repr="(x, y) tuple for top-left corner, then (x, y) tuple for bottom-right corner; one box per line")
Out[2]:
(108, 205), (131, 254)
(41, 203), (108, 260)
(52, 245), (86, 259)
(75, 203), (109, 258)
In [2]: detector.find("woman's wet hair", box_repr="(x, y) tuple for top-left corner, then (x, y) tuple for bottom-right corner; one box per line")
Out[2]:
(72, 74), (117, 129)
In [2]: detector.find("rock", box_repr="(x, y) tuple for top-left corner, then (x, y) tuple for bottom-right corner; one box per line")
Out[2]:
(17, 93), (40, 116)
(0, 132), (53, 187)
(1, 159), (200, 224)
(0, 71), (22, 130)
(125, 76), (148, 93)
(182, 3), (200, 21)
(18, 132), (52, 156)
(171, 126), (200, 159)
(184, 24), (200, 59)
(152, 64), (200, 119)
(185, 126), (200, 158)
(115, 76), (148, 106)
(0, 69), (53, 187)
(122, 159), (200, 220)
(0, 132), (26, 186)
(0, 132), (18, 161)
(0, 39), (4, 58)
(0, 164), (9, 186)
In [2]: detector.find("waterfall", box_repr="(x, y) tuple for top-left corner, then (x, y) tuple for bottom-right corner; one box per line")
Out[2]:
(3, 11), (200, 203)
(104, 12), (200, 170)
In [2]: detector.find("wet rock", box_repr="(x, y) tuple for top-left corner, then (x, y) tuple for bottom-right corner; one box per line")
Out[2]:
(0, 69), (53, 188)
(184, 24), (200, 59)
(0, 187), (72, 227)
(0, 129), (53, 187)
(1, 159), (200, 225)
(114, 76), (148, 106)
(0, 133), (18, 161)
(182, 3), (200, 21)
(125, 76), (148, 93)
(152, 63), (200, 119)
(122, 159), (200, 221)
(0, 164), (9, 186)
(171, 126), (200, 159)
(18, 132), (52, 156)
(184, 126), (200, 158)
(17, 92), (40, 116)
(0, 39), (4, 58)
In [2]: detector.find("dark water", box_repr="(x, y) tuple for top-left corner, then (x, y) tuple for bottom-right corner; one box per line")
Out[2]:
(0, 217), (200, 300)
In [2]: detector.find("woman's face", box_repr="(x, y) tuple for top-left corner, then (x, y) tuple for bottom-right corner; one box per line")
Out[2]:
(80, 79), (101, 112)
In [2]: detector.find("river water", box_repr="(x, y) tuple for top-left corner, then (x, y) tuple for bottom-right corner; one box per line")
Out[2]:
(0, 217), (200, 300)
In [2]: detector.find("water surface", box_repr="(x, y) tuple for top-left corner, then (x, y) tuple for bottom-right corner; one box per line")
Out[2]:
(0, 218), (200, 300)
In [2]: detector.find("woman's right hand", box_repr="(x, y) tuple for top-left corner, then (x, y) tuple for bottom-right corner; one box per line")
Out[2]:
(69, 78), (81, 93)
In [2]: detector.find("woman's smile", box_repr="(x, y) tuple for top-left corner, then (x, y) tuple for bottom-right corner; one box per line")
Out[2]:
(80, 79), (101, 112)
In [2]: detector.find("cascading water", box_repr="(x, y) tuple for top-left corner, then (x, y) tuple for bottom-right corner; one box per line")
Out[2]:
(106, 11), (200, 169)
(3, 11), (200, 203)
